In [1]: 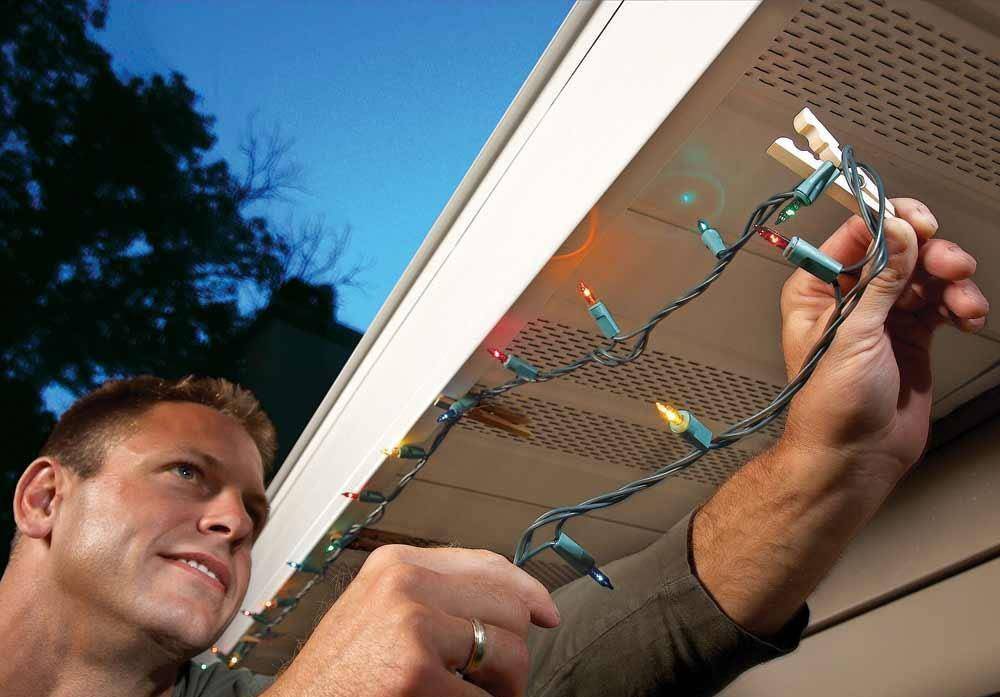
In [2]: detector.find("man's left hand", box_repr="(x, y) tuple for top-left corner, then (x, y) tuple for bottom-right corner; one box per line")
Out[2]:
(778, 198), (989, 495)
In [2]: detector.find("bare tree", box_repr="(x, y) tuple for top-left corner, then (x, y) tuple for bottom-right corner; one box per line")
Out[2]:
(275, 216), (373, 316)
(231, 112), (305, 206)
(232, 114), (372, 317)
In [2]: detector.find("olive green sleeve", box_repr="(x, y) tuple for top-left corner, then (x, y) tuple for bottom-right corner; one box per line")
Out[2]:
(172, 660), (276, 697)
(526, 508), (810, 697)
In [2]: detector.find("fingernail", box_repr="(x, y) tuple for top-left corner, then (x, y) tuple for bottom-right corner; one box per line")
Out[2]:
(885, 220), (910, 254)
(918, 203), (938, 231)
(959, 251), (977, 272)
(962, 287), (989, 314)
(925, 212), (939, 232)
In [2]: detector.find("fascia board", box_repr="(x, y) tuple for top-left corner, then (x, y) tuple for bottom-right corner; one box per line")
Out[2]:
(219, 0), (760, 652)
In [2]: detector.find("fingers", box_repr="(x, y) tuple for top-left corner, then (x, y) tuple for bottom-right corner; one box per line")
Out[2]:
(409, 611), (528, 697)
(377, 563), (535, 638)
(814, 198), (936, 265)
(919, 238), (977, 281)
(888, 198), (939, 241)
(462, 624), (530, 697)
(363, 544), (560, 629)
(890, 280), (989, 347)
(454, 622), (530, 697)
(781, 199), (927, 302)
(813, 213), (873, 266)
(940, 279), (990, 332)
(893, 245), (988, 331)
(846, 215), (919, 335)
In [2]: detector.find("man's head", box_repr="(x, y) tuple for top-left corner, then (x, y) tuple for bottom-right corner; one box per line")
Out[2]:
(6, 375), (276, 657)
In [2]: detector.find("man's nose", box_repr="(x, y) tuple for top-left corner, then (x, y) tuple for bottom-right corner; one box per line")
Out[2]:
(199, 491), (255, 543)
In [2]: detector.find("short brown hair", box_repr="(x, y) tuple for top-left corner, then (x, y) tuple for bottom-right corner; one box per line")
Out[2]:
(9, 376), (277, 560)
(41, 375), (278, 479)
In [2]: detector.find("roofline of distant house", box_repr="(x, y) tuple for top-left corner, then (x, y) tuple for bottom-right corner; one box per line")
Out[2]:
(264, 1), (602, 497)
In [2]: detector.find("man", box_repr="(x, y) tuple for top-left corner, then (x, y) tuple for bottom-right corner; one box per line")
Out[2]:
(0, 199), (989, 697)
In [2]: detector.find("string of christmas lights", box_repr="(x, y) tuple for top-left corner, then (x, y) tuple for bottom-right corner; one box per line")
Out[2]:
(219, 144), (887, 667)
(217, 421), (457, 667)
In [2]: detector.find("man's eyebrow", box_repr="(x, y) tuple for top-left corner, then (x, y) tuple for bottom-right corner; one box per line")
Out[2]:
(181, 450), (271, 526)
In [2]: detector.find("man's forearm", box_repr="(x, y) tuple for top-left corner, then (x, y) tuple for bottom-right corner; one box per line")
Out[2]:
(692, 440), (899, 637)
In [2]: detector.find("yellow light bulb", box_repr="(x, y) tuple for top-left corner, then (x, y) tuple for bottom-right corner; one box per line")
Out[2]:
(381, 446), (400, 458)
(655, 402), (686, 429)
(228, 656), (240, 667)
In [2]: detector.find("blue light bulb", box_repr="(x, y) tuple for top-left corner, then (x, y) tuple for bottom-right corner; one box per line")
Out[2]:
(588, 566), (615, 589)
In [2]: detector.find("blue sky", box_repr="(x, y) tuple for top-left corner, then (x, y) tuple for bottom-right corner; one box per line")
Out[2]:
(95, 1), (573, 332)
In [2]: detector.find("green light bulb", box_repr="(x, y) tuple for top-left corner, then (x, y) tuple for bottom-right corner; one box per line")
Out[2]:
(776, 200), (801, 225)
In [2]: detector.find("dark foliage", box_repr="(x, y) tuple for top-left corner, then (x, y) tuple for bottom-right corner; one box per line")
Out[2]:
(0, 0), (358, 565)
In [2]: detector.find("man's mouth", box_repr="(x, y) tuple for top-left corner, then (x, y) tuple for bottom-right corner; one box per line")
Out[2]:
(161, 556), (228, 594)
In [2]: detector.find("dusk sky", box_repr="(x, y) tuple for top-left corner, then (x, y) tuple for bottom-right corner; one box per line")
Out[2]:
(95, 1), (574, 332)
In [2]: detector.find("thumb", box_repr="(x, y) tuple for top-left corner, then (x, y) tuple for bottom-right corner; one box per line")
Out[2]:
(848, 216), (918, 335)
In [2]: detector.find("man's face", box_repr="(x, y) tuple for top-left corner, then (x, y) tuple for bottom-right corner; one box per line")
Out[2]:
(50, 402), (268, 654)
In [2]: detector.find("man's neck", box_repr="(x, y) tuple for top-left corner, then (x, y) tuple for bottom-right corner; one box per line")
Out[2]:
(0, 561), (183, 697)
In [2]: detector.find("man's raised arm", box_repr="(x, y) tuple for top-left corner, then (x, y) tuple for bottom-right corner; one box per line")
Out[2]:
(527, 198), (989, 696)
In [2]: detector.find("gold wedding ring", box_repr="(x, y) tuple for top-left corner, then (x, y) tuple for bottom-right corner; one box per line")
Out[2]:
(460, 617), (487, 676)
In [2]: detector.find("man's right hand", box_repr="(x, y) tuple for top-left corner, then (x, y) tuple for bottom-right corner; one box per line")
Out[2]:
(262, 543), (560, 697)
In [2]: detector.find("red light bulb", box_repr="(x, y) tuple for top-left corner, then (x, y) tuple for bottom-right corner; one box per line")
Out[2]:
(757, 226), (790, 251)
(578, 281), (598, 307)
(341, 491), (360, 500)
(486, 347), (509, 363)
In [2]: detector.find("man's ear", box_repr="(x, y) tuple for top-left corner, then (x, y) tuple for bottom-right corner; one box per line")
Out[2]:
(13, 457), (72, 542)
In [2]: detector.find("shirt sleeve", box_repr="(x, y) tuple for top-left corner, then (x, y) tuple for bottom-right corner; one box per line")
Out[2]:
(173, 661), (277, 697)
(526, 507), (810, 697)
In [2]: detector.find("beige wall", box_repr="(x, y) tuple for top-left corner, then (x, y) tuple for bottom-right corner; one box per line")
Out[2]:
(720, 415), (1000, 696)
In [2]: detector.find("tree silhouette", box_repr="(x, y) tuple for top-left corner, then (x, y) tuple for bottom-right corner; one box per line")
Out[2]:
(1, 0), (363, 565)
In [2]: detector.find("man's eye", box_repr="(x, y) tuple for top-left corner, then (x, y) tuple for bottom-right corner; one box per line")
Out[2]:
(174, 463), (201, 481)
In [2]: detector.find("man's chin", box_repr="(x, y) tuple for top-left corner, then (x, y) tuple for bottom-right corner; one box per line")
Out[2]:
(144, 615), (225, 660)
(137, 595), (228, 655)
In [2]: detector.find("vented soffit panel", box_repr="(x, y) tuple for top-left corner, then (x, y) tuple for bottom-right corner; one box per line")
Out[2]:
(374, 0), (999, 587)
(366, 0), (999, 571)
(749, 0), (1000, 199)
